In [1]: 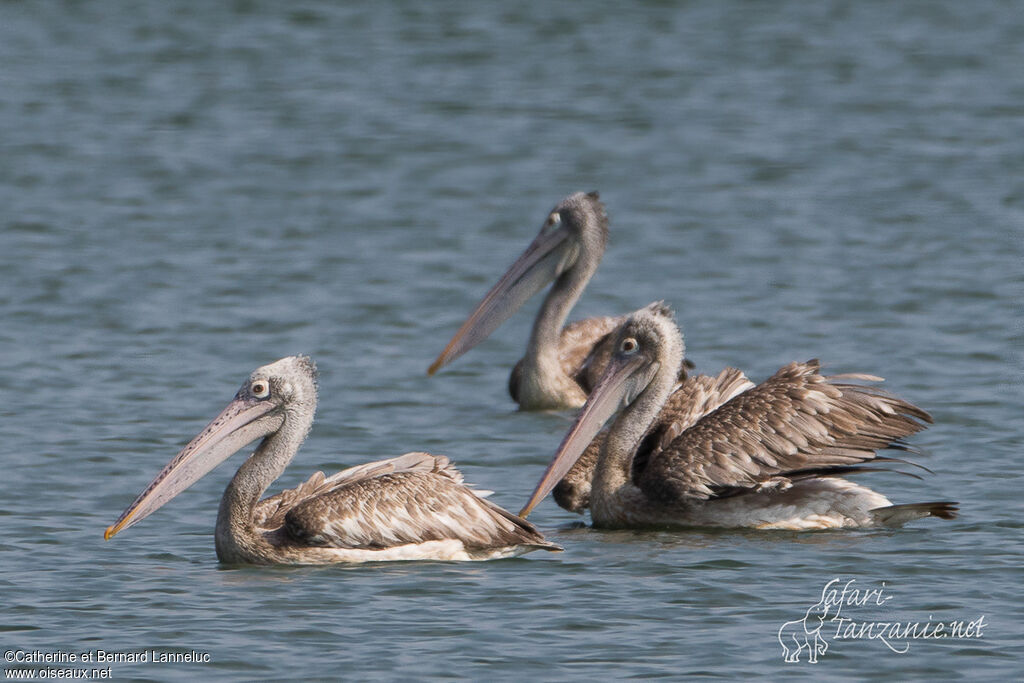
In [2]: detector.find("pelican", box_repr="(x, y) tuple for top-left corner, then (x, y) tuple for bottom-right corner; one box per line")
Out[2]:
(104, 356), (561, 564)
(552, 366), (753, 514)
(521, 303), (958, 529)
(429, 191), (675, 410)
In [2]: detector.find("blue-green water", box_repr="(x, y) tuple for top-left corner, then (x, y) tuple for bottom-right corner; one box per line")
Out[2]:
(2, 1), (1021, 679)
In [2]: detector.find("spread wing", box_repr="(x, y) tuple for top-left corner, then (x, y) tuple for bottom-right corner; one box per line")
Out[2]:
(638, 360), (933, 503)
(657, 367), (757, 440)
(553, 368), (756, 513)
(269, 453), (556, 551)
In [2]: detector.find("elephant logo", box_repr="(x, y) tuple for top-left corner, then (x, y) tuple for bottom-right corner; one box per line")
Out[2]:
(778, 598), (831, 663)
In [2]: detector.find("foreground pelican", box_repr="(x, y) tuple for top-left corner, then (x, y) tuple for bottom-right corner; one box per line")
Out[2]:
(521, 304), (958, 529)
(104, 356), (561, 564)
(428, 192), (633, 409)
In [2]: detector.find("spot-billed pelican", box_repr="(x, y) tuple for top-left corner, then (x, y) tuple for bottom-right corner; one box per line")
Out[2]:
(429, 192), (694, 409)
(105, 356), (561, 564)
(521, 304), (958, 529)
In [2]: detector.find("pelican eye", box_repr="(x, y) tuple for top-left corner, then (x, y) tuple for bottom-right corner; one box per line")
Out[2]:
(543, 212), (561, 231)
(251, 381), (270, 398)
(620, 338), (639, 354)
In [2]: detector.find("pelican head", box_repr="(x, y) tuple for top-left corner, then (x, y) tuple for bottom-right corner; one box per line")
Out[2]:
(104, 356), (317, 540)
(428, 191), (608, 375)
(520, 303), (682, 516)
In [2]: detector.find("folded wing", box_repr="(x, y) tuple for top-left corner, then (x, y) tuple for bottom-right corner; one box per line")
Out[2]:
(258, 453), (555, 552)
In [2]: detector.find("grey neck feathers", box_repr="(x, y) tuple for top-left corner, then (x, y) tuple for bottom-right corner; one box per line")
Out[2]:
(521, 248), (601, 392)
(215, 405), (314, 558)
(594, 339), (683, 500)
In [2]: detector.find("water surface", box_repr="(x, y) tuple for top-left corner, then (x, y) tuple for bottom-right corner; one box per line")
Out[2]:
(1, 1), (1021, 679)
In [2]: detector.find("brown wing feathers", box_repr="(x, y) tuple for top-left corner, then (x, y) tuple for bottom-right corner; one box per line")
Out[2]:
(262, 453), (555, 552)
(639, 360), (933, 504)
(282, 471), (552, 551)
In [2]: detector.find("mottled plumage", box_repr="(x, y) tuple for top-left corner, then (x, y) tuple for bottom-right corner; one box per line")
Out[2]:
(554, 367), (753, 513)
(522, 303), (958, 530)
(253, 451), (460, 530)
(280, 455), (551, 554)
(106, 358), (560, 564)
(636, 361), (932, 504)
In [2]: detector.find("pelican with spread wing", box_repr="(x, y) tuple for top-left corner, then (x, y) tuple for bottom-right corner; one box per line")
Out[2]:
(522, 303), (958, 529)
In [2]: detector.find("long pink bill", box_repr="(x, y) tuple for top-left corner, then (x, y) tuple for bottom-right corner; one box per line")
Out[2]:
(428, 225), (575, 375)
(519, 354), (649, 517)
(104, 397), (279, 540)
